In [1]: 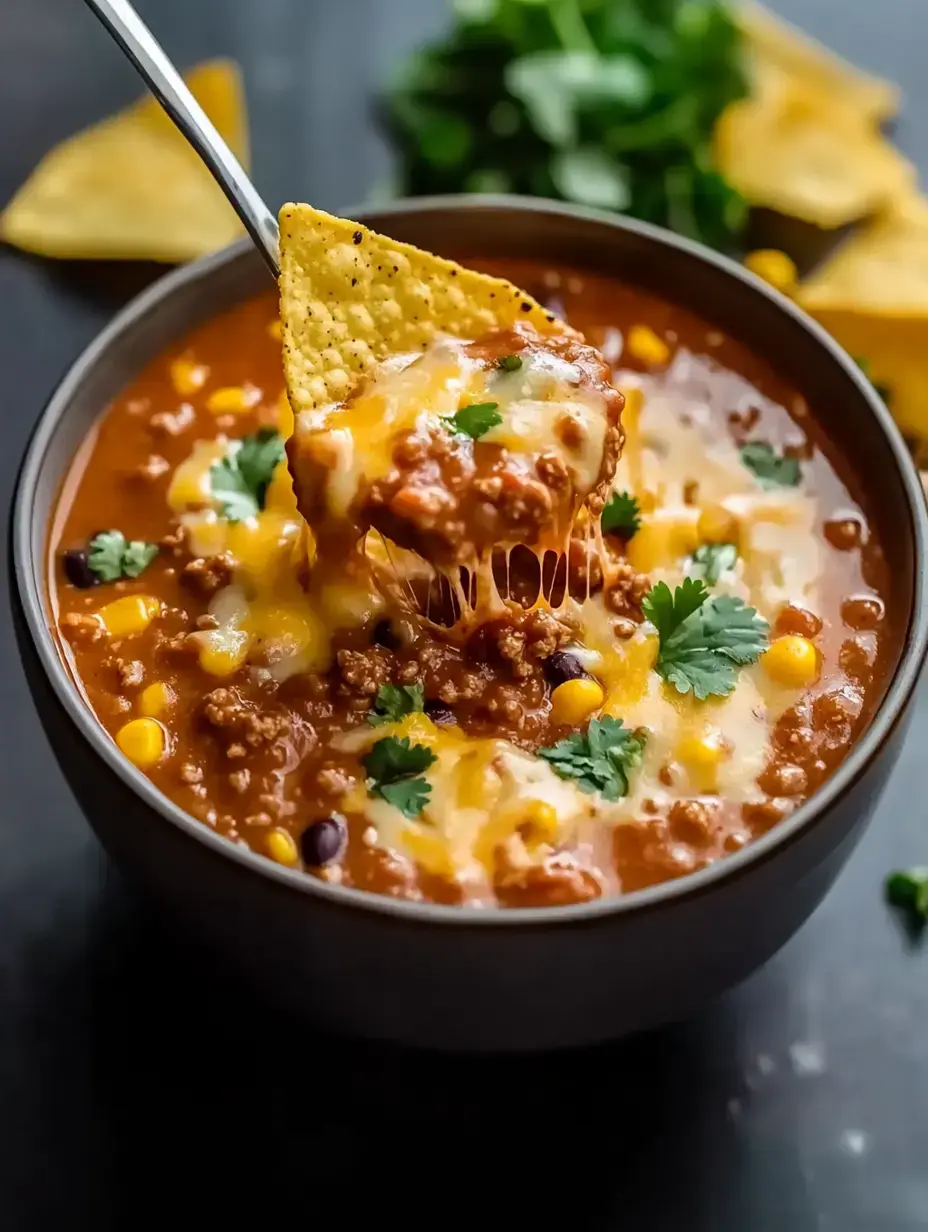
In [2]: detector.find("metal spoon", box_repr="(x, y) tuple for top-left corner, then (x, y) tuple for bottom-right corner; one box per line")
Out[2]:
(81, 0), (280, 276)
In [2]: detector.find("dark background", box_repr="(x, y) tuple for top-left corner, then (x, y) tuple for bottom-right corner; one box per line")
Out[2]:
(1, 1), (927, 1228)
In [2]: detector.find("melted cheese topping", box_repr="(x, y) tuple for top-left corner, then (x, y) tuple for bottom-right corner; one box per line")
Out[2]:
(163, 344), (846, 890)
(293, 335), (610, 522)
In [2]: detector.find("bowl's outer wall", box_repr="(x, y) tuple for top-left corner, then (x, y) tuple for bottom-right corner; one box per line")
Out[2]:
(14, 203), (924, 1050)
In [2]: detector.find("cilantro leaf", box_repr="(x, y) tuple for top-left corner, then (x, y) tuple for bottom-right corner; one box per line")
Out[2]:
(210, 428), (285, 522)
(886, 867), (928, 925)
(497, 354), (522, 372)
(740, 442), (801, 489)
(363, 736), (436, 817)
(378, 777), (432, 818)
(87, 530), (159, 582)
(367, 682), (425, 727)
(601, 490), (641, 538)
(446, 402), (503, 439)
(643, 579), (769, 700)
(539, 716), (646, 802)
(689, 542), (737, 586)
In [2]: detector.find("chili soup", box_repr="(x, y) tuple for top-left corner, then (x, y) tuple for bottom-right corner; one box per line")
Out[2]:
(49, 260), (895, 908)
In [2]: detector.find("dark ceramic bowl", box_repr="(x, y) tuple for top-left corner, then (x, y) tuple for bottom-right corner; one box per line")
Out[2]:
(12, 197), (928, 1051)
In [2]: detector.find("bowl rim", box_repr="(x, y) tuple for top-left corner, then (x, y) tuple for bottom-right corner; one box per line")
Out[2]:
(13, 192), (928, 929)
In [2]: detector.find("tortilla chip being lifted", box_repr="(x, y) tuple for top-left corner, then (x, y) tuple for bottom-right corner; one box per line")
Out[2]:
(278, 202), (561, 411)
(0, 60), (249, 263)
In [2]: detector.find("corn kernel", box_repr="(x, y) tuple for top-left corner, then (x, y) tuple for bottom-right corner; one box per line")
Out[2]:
(267, 828), (298, 867)
(763, 635), (819, 688)
(550, 677), (605, 726)
(197, 627), (250, 677)
(520, 801), (559, 848)
(169, 355), (209, 397)
(116, 717), (166, 769)
(744, 249), (798, 296)
(697, 504), (739, 545)
(206, 384), (262, 415)
(138, 682), (175, 718)
(627, 324), (670, 366)
(97, 594), (160, 638)
(677, 731), (726, 792)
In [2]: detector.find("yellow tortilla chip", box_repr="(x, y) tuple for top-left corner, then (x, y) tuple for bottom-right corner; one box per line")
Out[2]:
(278, 202), (560, 411)
(739, 3), (899, 124)
(799, 197), (928, 313)
(714, 74), (914, 229)
(0, 60), (249, 262)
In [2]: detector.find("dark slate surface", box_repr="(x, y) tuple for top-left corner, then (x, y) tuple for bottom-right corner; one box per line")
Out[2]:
(0, 1), (926, 1227)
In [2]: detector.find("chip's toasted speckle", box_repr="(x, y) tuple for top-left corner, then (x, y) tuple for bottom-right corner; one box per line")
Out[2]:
(278, 203), (562, 412)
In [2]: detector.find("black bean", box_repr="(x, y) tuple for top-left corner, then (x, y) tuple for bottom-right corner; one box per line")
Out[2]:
(424, 700), (455, 725)
(63, 549), (98, 589)
(300, 815), (346, 866)
(543, 651), (588, 688)
(371, 618), (400, 650)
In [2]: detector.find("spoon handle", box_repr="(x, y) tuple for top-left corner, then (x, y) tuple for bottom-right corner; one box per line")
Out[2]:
(82, 0), (280, 276)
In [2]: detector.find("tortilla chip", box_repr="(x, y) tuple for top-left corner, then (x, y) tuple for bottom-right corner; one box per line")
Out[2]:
(739, 2), (899, 124)
(278, 202), (560, 411)
(799, 197), (928, 313)
(0, 60), (249, 262)
(714, 75), (914, 229)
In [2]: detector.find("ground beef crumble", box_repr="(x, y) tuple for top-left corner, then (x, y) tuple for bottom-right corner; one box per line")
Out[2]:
(200, 687), (291, 748)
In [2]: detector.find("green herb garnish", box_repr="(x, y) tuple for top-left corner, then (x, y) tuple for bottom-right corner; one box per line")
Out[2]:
(497, 354), (523, 372)
(886, 867), (928, 926)
(383, 0), (748, 252)
(539, 716), (646, 802)
(446, 402), (503, 439)
(367, 682), (426, 727)
(642, 577), (768, 700)
(601, 490), (641, 538)
(363, 735), (436, 818)
(740, 442), (801, 489)
(87, 531), (159, 582)
(210, 428), (286, 522)
(689, 542), (737, 586)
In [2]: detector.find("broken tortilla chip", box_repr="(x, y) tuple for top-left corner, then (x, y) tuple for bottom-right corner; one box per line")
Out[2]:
(278, 202), (560, 411)
(796, 198), (928, 441)
(738, 2), (899, 124)
(0, 60), (249, 263)
(799, 196), (928, 314)
(714, 73), (914, 229)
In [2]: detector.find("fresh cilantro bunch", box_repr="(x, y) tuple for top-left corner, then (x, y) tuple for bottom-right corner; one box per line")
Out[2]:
(383, 0), (748, 251)
(539, 715), (646, 800)
(87, 530), (159, 582)
(363, 736), (436, 818)
(643, 576), (768, 699)
(210, 429), (286, 522)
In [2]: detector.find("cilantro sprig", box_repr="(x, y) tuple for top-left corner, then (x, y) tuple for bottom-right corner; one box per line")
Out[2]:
(740, 442), (801, 489)
(886, 867), (928, 928)
(87, 531), (159, 582)
(446, 402), (503, 440)
(363, 735), (436, 818)
(643, 577), (768, 700)
(384, 0), (747, 252)
(601, 490), (641, 539)
(689, 542), (737, 586)
(497, 354), (523, 372)
(539, 716), (646, 802)
(367, 682), (425, 727)
(210, 428), (285, 522)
